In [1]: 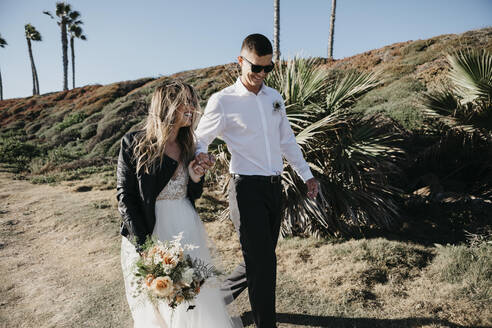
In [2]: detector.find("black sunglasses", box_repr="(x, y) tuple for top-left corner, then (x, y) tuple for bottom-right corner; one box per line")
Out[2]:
(241, 56), (275, 73)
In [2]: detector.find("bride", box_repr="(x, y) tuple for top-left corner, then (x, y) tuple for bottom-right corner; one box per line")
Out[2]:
(117, 81), (242, 327)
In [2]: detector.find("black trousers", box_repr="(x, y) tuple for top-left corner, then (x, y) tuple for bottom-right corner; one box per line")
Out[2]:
(222, 175), (282, 328)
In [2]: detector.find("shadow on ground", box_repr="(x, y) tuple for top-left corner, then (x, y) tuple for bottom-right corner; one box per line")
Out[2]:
(240, 311), (488, 328)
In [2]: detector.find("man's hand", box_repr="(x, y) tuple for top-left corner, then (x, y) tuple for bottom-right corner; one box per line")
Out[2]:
(195, 152), (216, 171)
(305, 178), (319, 199)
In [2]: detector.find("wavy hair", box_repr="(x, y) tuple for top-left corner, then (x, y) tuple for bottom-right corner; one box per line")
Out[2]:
(133, 81), (200, 174)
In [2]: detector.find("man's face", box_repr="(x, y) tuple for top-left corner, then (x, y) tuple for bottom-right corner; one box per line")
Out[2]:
(238, 50), (273, 90)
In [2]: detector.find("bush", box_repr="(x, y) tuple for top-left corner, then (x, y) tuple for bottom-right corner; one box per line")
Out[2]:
(0, 137), (43, 171)
(55, 112), (88, 132)
(80, 123), (97, 140)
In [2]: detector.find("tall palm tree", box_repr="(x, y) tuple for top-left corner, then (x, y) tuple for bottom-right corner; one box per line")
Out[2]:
(25, 24), (42, 96)
(328, 0), (337, 60)
(68, 11), (86, 89)
(273, 0), (280, 64)
(44, 2), (73, 91)
(0, 34), (7, 101)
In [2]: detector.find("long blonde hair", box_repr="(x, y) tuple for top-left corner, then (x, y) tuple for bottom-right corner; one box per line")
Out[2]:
(133, 80), (201, 175)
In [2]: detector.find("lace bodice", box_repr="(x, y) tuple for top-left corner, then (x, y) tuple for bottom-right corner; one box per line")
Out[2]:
(156, 164), (188, 200)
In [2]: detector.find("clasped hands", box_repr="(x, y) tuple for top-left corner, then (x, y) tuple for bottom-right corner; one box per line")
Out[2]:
(188, 152), (319, 199)
(187, 152), (216, 183)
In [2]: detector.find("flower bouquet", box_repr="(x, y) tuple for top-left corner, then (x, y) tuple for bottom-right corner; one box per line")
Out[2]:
(132, 232), (219, 310)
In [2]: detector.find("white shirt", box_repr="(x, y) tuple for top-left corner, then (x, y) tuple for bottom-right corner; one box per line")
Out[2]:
(195, 78), (313, 182)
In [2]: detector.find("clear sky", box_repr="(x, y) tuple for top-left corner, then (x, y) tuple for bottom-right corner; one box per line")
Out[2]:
(1, 0), (491, 100)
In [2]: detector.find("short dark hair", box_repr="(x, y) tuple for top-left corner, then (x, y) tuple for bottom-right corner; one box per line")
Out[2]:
(241, 34), (273, 56)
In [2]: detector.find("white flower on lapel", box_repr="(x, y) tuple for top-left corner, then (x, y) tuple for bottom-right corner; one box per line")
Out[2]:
(273, 100), (282, 113)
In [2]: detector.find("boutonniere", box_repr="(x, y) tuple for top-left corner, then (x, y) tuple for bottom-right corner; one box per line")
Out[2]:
(273, 100), (282, 113)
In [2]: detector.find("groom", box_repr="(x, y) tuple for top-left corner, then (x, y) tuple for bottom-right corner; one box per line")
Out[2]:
(194, 33), (318, 328)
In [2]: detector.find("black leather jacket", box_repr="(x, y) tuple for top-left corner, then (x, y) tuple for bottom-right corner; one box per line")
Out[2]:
(116, 130), (204, 247)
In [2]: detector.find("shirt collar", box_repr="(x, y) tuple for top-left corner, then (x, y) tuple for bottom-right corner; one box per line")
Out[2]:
(235, 77), (268, 96)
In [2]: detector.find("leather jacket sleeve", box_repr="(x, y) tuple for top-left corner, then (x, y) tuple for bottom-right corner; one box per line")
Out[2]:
(187, 174), (204, 203)
(116, 134), (148, 246)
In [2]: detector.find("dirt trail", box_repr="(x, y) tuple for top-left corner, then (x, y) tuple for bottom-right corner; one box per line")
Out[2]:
(0, 172), (131, 328)
(0, 172), (247, 328)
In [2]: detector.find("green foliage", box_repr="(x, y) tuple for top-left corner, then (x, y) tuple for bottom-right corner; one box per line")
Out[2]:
(353, 77), (427, 130)
(0, 136), (43, 171)
(55, 112), (88, 132)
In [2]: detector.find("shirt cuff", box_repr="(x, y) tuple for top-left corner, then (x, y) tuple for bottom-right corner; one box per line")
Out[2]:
(299, 168), (314, 183)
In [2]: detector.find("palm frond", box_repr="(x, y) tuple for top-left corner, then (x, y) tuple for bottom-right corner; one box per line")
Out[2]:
(0, 34), (7, 47)
(43, 10), (54, 19)
(448, 49), (492, 104)
(266, 56), (329, 115)
(24, 24), (42, 42)
(326, 70), (381, 112)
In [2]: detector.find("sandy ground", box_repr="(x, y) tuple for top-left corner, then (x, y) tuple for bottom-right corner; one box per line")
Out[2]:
(0, 171), (489, 328)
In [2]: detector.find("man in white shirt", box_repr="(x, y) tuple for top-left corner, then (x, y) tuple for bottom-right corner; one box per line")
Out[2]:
(194, 33), (318, 328)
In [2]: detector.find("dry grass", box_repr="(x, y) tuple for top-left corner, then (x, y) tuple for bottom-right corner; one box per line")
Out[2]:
(0, 172), (490, 328)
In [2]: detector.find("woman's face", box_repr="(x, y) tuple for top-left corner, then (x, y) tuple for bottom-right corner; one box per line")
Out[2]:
(174, 104), (195, 128)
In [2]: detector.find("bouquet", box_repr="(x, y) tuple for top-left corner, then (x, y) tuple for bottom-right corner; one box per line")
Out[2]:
(132, 232), (219, 310)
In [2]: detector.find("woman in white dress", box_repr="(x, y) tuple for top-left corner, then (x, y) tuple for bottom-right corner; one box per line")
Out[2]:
(117, 81), (242, 328)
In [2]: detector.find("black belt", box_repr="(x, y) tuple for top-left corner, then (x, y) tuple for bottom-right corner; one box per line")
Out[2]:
(231, 173), (282, 184)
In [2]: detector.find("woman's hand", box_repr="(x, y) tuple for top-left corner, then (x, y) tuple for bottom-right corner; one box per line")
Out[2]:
(188, 159), (205, 183)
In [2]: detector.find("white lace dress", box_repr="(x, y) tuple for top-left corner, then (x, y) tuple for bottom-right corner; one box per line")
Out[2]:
(121, 164), (242, 328)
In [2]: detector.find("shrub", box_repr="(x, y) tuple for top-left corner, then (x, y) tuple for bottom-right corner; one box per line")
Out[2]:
(55, 112), (88, 132)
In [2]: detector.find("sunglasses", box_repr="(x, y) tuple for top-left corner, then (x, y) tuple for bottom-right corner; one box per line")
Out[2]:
(241, 56), (275, 73)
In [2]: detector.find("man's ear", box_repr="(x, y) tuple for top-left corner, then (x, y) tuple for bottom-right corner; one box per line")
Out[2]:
(237, 55), (243, 65)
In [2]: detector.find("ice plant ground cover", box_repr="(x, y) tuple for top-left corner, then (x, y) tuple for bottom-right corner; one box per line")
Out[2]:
(132, 232), (220, 310)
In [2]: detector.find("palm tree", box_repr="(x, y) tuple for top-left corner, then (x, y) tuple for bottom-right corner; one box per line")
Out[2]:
(328, 0), (337, 60)
(421, 49), (492, 196)
(0, 34), (7, 101)
(423, 49), (492, 138)
(68, 11), (86, 89)
(44, 2), (73, 91)
(273, 0), (280, 64)
(25, 24), (42, 96)
(266, 59), (404, 237)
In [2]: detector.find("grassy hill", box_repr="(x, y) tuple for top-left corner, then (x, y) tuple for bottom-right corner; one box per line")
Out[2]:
(1, 28), (491, 169)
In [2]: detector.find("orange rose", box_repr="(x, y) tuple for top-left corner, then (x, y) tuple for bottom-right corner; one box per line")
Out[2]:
(152, 276), (174, 297)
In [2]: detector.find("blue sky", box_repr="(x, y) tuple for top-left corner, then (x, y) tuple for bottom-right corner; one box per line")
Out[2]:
(1, 0), (491, 100)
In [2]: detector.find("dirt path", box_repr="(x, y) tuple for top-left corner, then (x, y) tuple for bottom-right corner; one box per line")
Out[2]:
(0, 172), (248, 328)
(0, 172), (131, 328)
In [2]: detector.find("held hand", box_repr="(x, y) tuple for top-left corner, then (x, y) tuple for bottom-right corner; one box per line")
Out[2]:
(305, 178), (319, 199)
(188, 159), (205, 183)
(194, 152), (216, 171)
